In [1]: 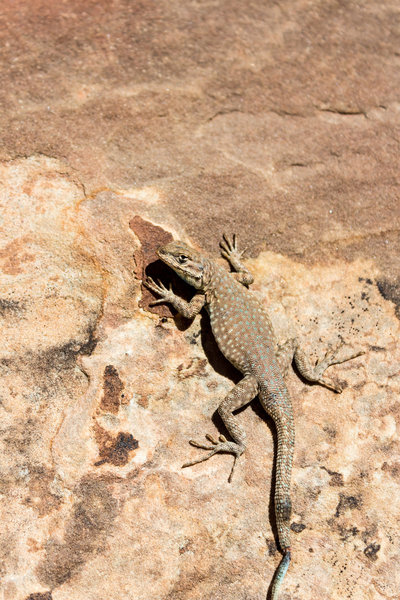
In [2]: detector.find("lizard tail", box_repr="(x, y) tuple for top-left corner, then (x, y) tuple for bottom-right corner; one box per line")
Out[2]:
(259, 385), (295, 599)
(271, 549), (291, 600)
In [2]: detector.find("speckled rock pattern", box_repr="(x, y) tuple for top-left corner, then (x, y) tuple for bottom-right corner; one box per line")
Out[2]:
(1, 2), (399, 599)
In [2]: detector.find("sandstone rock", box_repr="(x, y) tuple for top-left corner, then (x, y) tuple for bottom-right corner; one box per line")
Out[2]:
(1, 2), (399, 600)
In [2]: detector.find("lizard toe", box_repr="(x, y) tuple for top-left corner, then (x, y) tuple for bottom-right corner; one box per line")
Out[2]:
(182, 439), (245, 481)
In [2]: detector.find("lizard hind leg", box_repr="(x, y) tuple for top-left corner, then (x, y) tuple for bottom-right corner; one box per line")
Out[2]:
(182, 374), (259, 481)
(275, 338), (297, 379)
(294, 339), (364, 393)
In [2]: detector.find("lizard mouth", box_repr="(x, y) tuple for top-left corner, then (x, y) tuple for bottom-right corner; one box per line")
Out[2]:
(157, 249), (202, 280)
(175, 266), (203, 280)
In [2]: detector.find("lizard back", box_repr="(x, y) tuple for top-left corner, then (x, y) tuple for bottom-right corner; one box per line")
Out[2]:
(206, 262), (282, 386)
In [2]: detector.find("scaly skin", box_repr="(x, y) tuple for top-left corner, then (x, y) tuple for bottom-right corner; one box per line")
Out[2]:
(145, 234), (362, 600)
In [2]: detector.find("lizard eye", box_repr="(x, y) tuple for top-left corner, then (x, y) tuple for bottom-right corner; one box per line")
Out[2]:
(178, 255), (188, 264)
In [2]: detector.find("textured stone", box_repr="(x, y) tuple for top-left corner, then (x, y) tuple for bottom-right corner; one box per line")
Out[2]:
(1, 2), (399, 600)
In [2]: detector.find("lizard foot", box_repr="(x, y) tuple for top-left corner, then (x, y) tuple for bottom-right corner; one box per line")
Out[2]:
(313, 340), (364, 393)
(219, 233), (246, 262)
(182, 434), (244, 482)
(144, 276), (174, 305)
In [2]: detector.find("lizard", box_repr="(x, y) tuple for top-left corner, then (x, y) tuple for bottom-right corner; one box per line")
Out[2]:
(144, 234), (362, 600)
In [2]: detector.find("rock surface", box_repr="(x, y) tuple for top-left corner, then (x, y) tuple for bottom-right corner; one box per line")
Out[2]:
(1, 2), (399, 600)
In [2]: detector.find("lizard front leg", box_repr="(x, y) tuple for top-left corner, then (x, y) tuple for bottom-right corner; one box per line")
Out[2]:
(183, 374), (258, 481)
(144, 277), (205, 318)
(220, 233), (254, 287)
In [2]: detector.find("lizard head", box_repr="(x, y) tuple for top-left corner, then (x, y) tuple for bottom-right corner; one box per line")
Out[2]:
(157, 241), (211, 290)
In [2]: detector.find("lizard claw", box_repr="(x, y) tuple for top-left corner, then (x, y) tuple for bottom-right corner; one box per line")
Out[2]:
(144, 276), (161, 294)
(182, 434), (244, 482)
(187, 439), (215, 450)
(144, 276), (174, 304)
(220, 233), (245, 261)
(317, 340), (365, 371)
(143, 276), (155, 289)
(311, 340), (365, 393)
(317, 339), (344, 366)
(149, 298), (168, 306)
